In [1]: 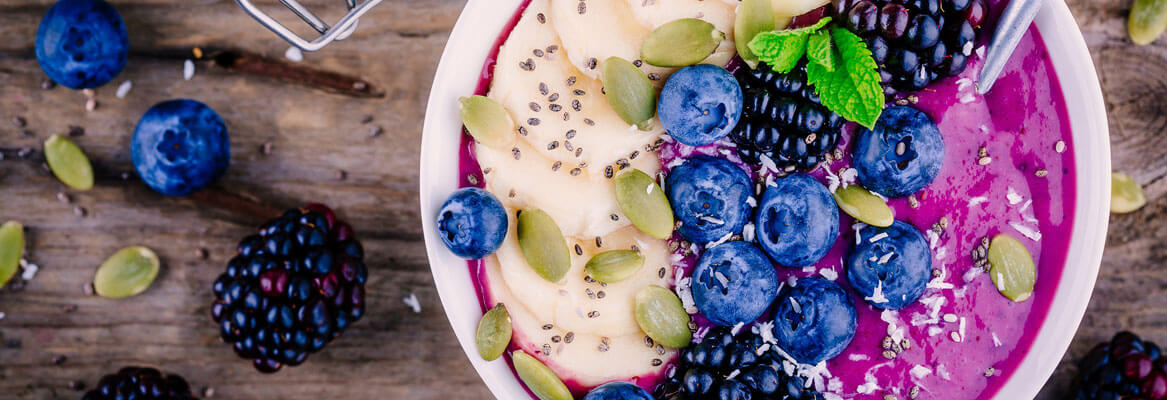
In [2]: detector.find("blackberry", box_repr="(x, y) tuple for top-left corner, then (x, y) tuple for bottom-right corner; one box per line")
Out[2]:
(831, 0), (987, 94)
(729, 63), (844, 172)
(81, 366), (197, 400)
(211, 204), (367, 373)
(1071, 331), (1167, 400)
(653, 326), (824, 400)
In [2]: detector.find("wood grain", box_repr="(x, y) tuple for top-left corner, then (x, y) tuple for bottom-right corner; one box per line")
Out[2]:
(0, 0), (1163, 398)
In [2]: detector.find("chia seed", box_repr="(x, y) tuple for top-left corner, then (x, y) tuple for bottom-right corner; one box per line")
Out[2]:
(575, 244), (583, 255)
(570, 168), (581, 176)
(572, 100), (582, 111)
(549, 104), (562, 112)
(573, 89), (586, 96)
(652, 359), (663, 366)
(518, 126), (528, 136)
(630, 150), (639, 160)
(530, 102), (541, 112)
(543, 344), (552, 355)
(598, 344), (609, 352)
(552, 161), (562, 171)
(587, 57), (598, 70)
(658, 267), (666, 278)
(575, 147), (584, 157)
(548, 93), (560, 102)
(595, 237), (603, 247)
(910, 386), (920, 399)
(566, 76), (576, 86)
(547, 141), (559, 150)
(578, 1), (586, 14)
(11, 116), (26, 128)
(882, 350), (897, 359)
(537, 13), (546, 23)
(610, 214), (619, 221)
(565, 129), (577, 139)
(584, 118), (595, 126)
(1035, 169), (1048, 177)
(533, 49), (545, 57)
(520, 59), (535, 71)
(588, 311), (599, 318)
(645, 336), (655, 347)
(547, 45), (559, 53)
(512, 147), (521, 160)
(543, 324), (553, 330)
(539, 82), (549, 95)
(528, 118), (541, 126)
(565, 332), (575, 343)
(597, 291), (605, 299)
(656, 344), (665, 355)
(586, 288), (595, 299)
(633, 60), (643, 67)
(565, 141), (575, 151)
(648, 73), (661, 81)
(552, 335), (561, 343)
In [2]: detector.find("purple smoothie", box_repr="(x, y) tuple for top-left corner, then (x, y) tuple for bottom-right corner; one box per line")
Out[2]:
(454, 1), (1076, 398)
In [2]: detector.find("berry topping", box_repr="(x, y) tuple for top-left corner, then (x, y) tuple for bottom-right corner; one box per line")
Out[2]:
(583, 382), (654, 400)
(852, 105), (945, 198)
(756, 174), (840, 268)
(692, 241), (780, 327)
(1073, 331), (1167, 400)
(212, 204), (366, 373)
(772, 277), (858, 364)
(131, 99), (230, 197)
(436, 187), (509, 259)
(35, 0), (128, 89)
(81, 366), (197, 400)
(657, 64), (744, 147)
(846, 221), (932, 309)
(730, 63), (845, 172)
(665, 156), (753, 244)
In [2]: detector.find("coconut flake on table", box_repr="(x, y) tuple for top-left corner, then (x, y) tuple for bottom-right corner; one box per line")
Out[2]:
(285, 46), (304, 62)
(183, 59), (195, 80)
(115, 80), (133, 98)
(402, 293), (421, 313)
(20, 260), (38, 281)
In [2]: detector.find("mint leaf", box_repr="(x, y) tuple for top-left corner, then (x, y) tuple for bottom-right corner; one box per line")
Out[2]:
(807, 30), (834, 72)
(806, 28), (884, 129)
(747, 17), (833, 73)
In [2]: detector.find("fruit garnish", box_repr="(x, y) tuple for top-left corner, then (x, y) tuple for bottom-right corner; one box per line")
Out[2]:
(1129, 0), (1167, 45)
(748, 19), (885, 128)
(731, 63), (845, 172)
(131, 99), (230, 197)
(83, 366), (199, 400)
(641, 18), (724, 67)
(987, 233), (1036, 302)
(613, 168), (674, 239)
(1071, 331), (1167, 399)
(516, 209), (571, 283)
(44, 134), (94, 191)
(833, 184), (893, 227)
(35, 0), (129, 90)
(513, 350), (573, 400)
(93, 246), (160, 299)
(634, 285), (692, 349)
(458, 95), (514, 148)
(600, 57), (657, 130)
(585, 250), (645, 283)
(0, 221), (24, 288)
(475, 303), (512, 361)
(734, 0), (776, 68)
(1112, 171), (1147, 214)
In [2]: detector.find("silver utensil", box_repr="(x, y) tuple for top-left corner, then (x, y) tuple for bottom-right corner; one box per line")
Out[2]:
(235, 0), (384, 52)
(977, 0), (1045, 94)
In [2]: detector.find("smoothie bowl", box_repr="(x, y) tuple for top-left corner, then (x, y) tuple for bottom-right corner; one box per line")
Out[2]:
(419, 0), (1109, 399)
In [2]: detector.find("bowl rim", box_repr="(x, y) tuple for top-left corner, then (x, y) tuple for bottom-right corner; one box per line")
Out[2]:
(418, 0), (1111, 398)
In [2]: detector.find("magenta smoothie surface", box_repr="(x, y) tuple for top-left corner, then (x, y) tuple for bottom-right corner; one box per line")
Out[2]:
(453, 0), (1077, 398)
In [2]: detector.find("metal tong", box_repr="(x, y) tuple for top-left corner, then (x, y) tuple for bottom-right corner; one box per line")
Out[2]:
(236, 0), (385, 52)
(977, 0), (1045, 94)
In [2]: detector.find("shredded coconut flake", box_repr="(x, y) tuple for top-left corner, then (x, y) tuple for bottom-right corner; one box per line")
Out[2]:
(402, 293), (421, 313)
(1007, 187), (1024, 205)
(183, 59), (195, 80)
(731, 322), (745, 335)
(866, 281), (889, 304)
(910, 365), (933, 379)
(820, 268), (838, 281)
(992, 332), (1002, 347)
(115, 80), (133, 98)
(285, 46), (304, 62)
(20, 262), (38, 281)
(1010, 222), (1042, 241)
(869, 232), (889, 243)
(960, 93), (976, 104)
(969, 196), (989, 206)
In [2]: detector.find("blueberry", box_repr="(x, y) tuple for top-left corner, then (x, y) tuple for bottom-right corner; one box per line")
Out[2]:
(131, 99), (230, 196)
(583, 382), (654, 400)
(35, 0), (128, 89)
(666, 156), (753, 244)
(692, 242), (779, 326)
(852, 106), (945, 198)
(436, 187), (508, 259)
(755, 174), (839, 268)
(658, 64), (743, 147)
(846, 221), (931, 309)
(771, 277), (857, 364)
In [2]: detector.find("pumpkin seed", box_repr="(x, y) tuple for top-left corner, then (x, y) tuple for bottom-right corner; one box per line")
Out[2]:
(833, 185), (894, 227)
(1129, 0), (1167, 45)
(987, 234), (1036, 303)
(641, 18), (725, 67)
(0, 221), (24, 288)
(585, 250), (645, 283)
(475, 303), (512, 361)
(459, 95), (514, 148)
(735, 0), (776, 68)
(44, 134), (94, 191)
(513, 350), (572, 400)
(517, 209), (571, 283)
(614, 169), (674, 239)
(600, 57), (657, 130)
(634, 285), (692, 348)
(1111, 171), (1147, 214)
(93, 246), (160, 299)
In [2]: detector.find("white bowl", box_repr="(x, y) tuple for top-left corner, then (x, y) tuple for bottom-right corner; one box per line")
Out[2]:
(418, 0), (1111, 398)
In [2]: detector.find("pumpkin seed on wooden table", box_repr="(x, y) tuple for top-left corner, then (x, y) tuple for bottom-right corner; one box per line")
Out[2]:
(833, 184), (894, 227)
(585, 250), (645, 283)
(987, 234), (1036, 302)
(476, 303), (513, 361)
(1129, 0), (1167, 45)
(513, 350), (572, 400)
(600, 57), (657, 130)
(93, 246), (160, 298)
(613, 168), (674, 239)
(641, 18), (725, 67)
(459, 95), (515, 148)
(634, 285), (692, 348)
(0, 221), (24, 287)
(43, 134), (94, 191)
(1111, 171), (1147, 214)
(517, 209), (571, 283)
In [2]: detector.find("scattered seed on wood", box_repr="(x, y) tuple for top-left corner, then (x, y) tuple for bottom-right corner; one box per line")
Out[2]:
(73, 206), (87, 217)
(361, 115), (374, 124)
(83, 283), (95, 295)
(196, 248), (209, 259)
(68, 125), (85, 137)
(52, 355), (67, 365)
(368, 125), (383, 138)
(62, 304), (78, 313)
(336, 170), (348, 181)
(57, 192), (71, 204)
(68, 380), (85, 391)
(85, 98), (98, 111)
(261, 142), (273, 155)
(42, 80), (57, 90)
(11, 116), (26, 128)
(202, 387), (215, 398)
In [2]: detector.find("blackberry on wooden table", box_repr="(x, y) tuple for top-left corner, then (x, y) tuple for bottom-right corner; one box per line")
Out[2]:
(832, 0), (987, 94)
(211, 203), (367, 373)
(1072, 331), (1167, 400)
(81, 366), (198, 400)
(729, 63), (845, 172)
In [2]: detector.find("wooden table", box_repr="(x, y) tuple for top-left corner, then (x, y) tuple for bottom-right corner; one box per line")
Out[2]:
(0, 0), (1159, 398)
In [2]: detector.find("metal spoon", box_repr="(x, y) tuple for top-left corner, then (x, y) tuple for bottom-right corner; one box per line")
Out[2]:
(977, 0), (1045, 94)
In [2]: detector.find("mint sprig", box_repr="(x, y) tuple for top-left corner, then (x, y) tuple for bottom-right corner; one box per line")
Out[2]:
(747, 20), (885, 129)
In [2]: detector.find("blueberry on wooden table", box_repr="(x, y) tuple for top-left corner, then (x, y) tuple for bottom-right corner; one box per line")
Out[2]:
(35, 0), (128, 89)
(131, 99), (230, 197)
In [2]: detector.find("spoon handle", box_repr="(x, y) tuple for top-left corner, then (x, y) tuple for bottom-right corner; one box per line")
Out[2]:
(977, 0), (1045, 94)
